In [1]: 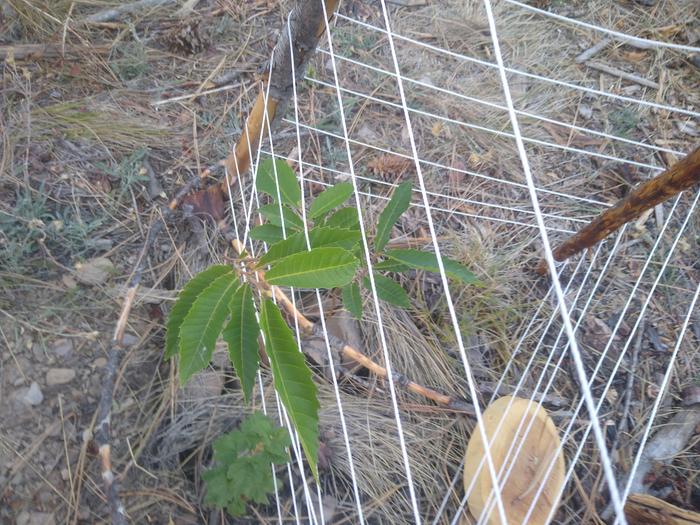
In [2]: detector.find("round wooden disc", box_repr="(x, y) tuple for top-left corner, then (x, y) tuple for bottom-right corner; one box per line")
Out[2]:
(463, 396), (565, 525)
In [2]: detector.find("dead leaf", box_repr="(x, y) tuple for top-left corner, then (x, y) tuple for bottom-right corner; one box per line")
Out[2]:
(182, 184), (225, 221)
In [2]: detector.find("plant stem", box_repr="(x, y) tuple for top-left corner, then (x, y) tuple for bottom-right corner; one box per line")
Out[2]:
(229, 239), (476, 415)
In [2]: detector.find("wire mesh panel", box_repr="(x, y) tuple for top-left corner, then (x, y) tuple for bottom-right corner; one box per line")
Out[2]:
(226, 1), (700, 523)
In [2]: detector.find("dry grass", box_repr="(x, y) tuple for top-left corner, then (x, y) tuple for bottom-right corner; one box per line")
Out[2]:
(1, 0), (699, 523)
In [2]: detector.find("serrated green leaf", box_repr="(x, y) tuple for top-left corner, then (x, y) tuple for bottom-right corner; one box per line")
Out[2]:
(385, 248), (479, 284)
(202, 466), (234, 511)
(258, 227), (361, 266)
(266, 247), (360, 289)
(178, 274), (240, 384)
(222, 283), (259, 403)
(204, 412), (290, 516)
(374, 259), (410, 272)
(324, 207), (360, 229)
(165, 265), (233, 359)
(308, 182), (354, 219)
(249, 224), (285, 244)
(259, 204), (304, 232)
(374, 182), (412, 252)
(363, 273), (411, 308)
(259, 299), (320, 479)
(342, 282), (363, 320)
(255, 157), (301, 206)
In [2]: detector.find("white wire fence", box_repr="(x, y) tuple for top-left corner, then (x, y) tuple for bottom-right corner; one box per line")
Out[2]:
(226, 1), (699, 523)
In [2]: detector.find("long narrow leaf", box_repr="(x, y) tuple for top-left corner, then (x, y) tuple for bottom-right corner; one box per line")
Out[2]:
(385, 248), (479, 284)
(341, 282), (363, 320)
(165, 265), (232, 359)
(179, 274), (240, 384)
(259, 299), (319, 479)
(374, 259), (410, 272)
(363, 273), (411, 308)
(324, 207), (360, 229)
(374, 182), (412, 252)
(258, 227), (360, 266)
(266, 247), (359, 289)
(222, 283), (259, 403)
(255, 157), (301, 206)
(308, 182), (354, 219)
(259, 204), (304, 232)
(249, 224), (284, 244)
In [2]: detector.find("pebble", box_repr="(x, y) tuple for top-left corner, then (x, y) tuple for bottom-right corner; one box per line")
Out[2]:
(46, 368), (76, 385)
(51, 339), (74, 358)
(16, 511), (56, 525)
(22, 382), (44, 405)
(74, 257), (114, 286)
(93, 357), (108, 368)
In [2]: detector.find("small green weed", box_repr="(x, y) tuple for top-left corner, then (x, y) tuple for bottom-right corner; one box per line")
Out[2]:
(610, 108), (639, 138)
(110, 41), (149, 81)
(202, 412), (290, 517)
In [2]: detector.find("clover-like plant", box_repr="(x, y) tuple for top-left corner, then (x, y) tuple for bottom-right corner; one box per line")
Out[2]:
(202, 412), (291, 516)
(166, 156), (478, 481)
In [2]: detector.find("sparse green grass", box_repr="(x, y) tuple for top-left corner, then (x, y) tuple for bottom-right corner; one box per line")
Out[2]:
(109, 41), (149, 81)
(0, 186), (107, 274)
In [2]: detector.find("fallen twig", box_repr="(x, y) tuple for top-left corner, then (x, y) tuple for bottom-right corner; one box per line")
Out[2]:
(95, 216), (165, 524)
(585, 60), (659, 89)
(575, 38), (611, 64)
(0, 43), (110, 61)
(84, 0), (175, 24)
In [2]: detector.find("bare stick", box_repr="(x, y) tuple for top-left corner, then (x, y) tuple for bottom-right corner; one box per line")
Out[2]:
(84, 0), (175, 23)
(95, 217), (165, 524)
(538, 144), (700, 273)
(219, 0), (339, 189)
(574, 38), (610, 64)
(585, 60), (659, 89)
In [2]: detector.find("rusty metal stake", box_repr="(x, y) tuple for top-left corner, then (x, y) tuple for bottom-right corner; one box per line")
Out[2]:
(537, 144), (700, 274)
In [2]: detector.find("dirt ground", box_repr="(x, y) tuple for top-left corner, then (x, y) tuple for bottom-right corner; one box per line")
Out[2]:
(1, 0), (699, 524)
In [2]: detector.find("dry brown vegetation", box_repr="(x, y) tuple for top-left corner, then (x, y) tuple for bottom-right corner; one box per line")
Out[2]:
(1, 0), (699, 524)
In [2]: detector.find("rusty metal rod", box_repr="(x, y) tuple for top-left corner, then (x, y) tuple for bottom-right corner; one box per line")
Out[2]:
(537, 144), (700, 274)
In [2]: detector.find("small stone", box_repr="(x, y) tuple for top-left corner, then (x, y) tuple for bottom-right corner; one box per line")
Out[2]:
(51, 338), (73, 358)
(22, 382), (44, 405)
(93, 357), (107, 368)
(89, 238), (113, 252)
(46, 368), (76, 385)
(17, 511), (55, 525)
(62, 274), (78, 289)
(121, 333), (139, 347)
(579, 104), (593, 120)
(74, 257), (115, 286)
(692, 54), (700, 69)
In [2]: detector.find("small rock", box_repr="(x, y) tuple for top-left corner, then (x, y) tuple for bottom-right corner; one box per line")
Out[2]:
(579, 104), (593, 120)
(692, 54), (700, 69)
(51, 338), (73, 358)
(62, 274), (78, 289)
(88, 238), (113, 252)
(22, 382), (44, 405)
(74, 257), (115, 286)
(93, 357), (108, 368)
(46, 368), (76, 385)
(17, 511), (56, 525)
(121, 333), (139, 347)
